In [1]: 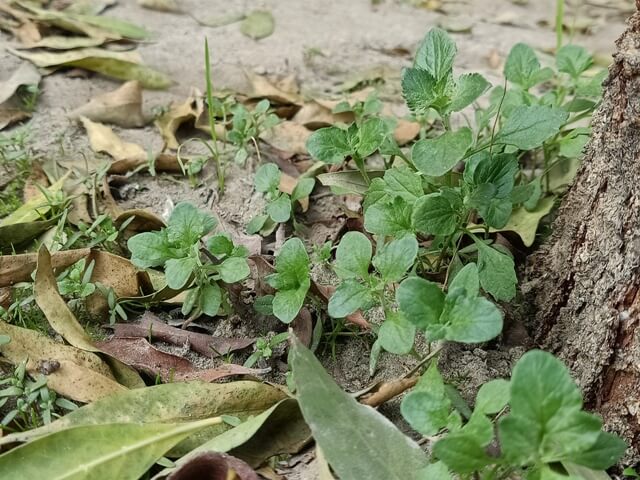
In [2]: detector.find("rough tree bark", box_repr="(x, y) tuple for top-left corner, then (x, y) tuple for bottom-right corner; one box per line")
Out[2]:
(525, 1), (640, 462)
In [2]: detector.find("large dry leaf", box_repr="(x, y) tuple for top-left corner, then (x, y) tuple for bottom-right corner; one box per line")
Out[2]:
(70, 80), (146, 127)
(0, 173), (68, 226)
(0, 62), (41, 104)
(167, 452), (259, 480)
(96, 337), (268, 382)
(292, 101), (353, 129)
(0, 321), (125, 403)
(0, 217), (57, 253)
(0, 381), (288, 455)
(246, 72), (301, 106)
(155, 89), (203, 149)
(0, 418), (222, 480)
(110, 312), (254, 358)
(0, 248), (89, 287)
(16, 35), (106, 50)
(260, 121), (311, 155)
(81, 115), (147, 163)
(8, 47), (171, 89)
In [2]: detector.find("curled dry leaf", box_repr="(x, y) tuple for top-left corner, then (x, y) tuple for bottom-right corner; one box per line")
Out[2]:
(0, 321), (126, 403)
(110, 312), (254, 358)
(155, 89), (203, 150)
(0, 248), (90, 287)
(22, 162), (50, 202)
(70, 80), (146, 128)
(292, 101), (353, 129)
(167, 452), (259, 480)
(291, 308), (313, 347)
(0, 62), (41, 104)
(246, 72), (301, 106)
(81, 115), (147, 163)
(115, 208), (166, 236)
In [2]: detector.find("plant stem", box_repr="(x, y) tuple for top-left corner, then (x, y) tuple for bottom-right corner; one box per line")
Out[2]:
(556, 0), (565, 52)
(204, 38), (224, 194)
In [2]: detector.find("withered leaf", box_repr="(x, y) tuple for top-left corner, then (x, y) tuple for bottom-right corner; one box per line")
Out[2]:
(70, 80), (146, 127)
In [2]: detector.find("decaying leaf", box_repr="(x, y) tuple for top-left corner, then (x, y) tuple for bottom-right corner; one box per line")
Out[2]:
(70, 80), (146, 127)
(0, 321), (126, 403)
(0, 173), (68, 226)
(8, 47), (171, 89)
(114, 209), (166, 237)
(155, 89), (203, 149)
(81, 115), (147, 163)
(138, 0), (181, 13)
(240, 10), (275, 40)
(109, 312), (254, 358)
(292, 101), (353, 129)
(393, 118), (420, 145)
(0, 248), (90, 287)
(0, 62), (41, 104)
(246, 72), (301, 106)
(16, 35), (107, 50)
(260, 121), (311, 155)
(0, 217), (58, 253)
(0, 107), (31, 130)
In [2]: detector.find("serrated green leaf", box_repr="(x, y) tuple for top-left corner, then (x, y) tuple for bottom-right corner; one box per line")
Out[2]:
(328, 279), (373, 318)
(494, 106), (568, 150)
(334, 231), (372, 280)
(167, 202), (217, 245)
(401, 67), (452, 115)
(306, 126), (353, 164)
(382, 167), (423, 204)
(447, 73), (490, 113)
(414, 28), (457, 81)
(397, 277), (445, 330)
(401, 363), (450, 435)
(378, 311), (416, 354)
(412, 192), (462, 235)
(364, 197), (414, 236)
(411, 127), (472, 177)
(557, 45), (593, 79)
(372, 235), (418, 282)
(504, 43), (550, 90)
(254, 163), (281, 193)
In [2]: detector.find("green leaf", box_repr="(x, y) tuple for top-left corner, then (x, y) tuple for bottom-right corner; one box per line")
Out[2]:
(254, 163), (281, 193)
(474, 240), (517, 301)
(328, 279), (373, 318)
(240, 10), (275, 40)
(357, 117), (387, 157)
(474, 379), (510, 415)
(465, 153), (518, 199)
(0, 418), (221, 480)
(494, 105), (568, 150)
(401, 363), (450, 435)
(207, 233), (234, 257)
(447, 73), (490, 113)
(317, 170), (385, 195)
(364, 197), (414, 236)
(417, 462), (452, 480)
(291, 178), (315, 203)
(165, 257), (196, 289)
(568, 432), (627, 470)
(557, 45), (593, 79)
(266, 194), (292, 223)
(448, 262), (479, 297)
(397, 277), (445, 330)
(268, 238), (310, 323)
(504, 43), (552, 89)
(334, 231), (372, 280)
(372, 235), (419, 282)
(200, 281), (222, 316)
(412, 191), (462, 235)
(217, 257), (250, 283)
(167, 202), (217, 246)
(401, 67), (452, 115)
(443, 293), (503, 343)
(290, 338), (429, 479)
(382, 167), (423, 204)
(127, 231), (173, 268)
(306, 126), (353, 164)
(411, 127), (472, 177)
(433, 433), (494, 474)
(499, 350), (608, 465)
(378, 311), (416, 354)
(414, 28), (457, 81)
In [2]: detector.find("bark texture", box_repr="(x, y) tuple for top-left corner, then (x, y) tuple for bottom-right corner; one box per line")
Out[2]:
(525, 2), (640, 461)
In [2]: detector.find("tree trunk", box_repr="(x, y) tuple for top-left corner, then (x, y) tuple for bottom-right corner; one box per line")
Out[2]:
(525, 2), (640, 462)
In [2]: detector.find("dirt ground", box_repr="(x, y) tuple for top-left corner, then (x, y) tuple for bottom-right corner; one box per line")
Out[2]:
(0, 0), (633, 477)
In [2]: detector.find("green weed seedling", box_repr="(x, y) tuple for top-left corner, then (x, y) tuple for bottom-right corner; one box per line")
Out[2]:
(56, 258), (96, 300)
(243, 332), (290, 368)
(227, 99), (280, 165)
(403, 351), (625, 478)
(247, 163), (315, 236)
(127, 202), (250, 320)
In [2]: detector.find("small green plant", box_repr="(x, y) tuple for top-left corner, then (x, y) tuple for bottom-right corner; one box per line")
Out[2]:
(243, 332), (290, 368)
(247, 163), (315, 235)
(56, 258), (96, 300)
(0, 361), (76, 432)
(17, 84), (40, 112)
(227, 99), (280, 165)
(259, 237), (311, 324)
(65, 214), (134, 252)
(401, 350), (625, 477)
(127, 202), (250, 320)
(0, 127), (35, 218)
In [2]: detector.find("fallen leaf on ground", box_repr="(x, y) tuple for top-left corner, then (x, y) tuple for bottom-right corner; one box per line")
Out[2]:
(70, 80), (146, 127)
(22, 162), (49, 202)
(393, 119), (420, 145)
(0, 173), (68, 226)
(260, 121), (311, 155)
(155, 89), (203, 149)
(16, 35), (107, 49)
(114, 208), (166, 236)
(0, 62), (41, 104)
(11, 20), (42, 45)
(81, 115), (147, 163)
(240, 10), (274, 40)
(278, 170), (310, 212)
(0, 381), (287, 456)
(291, 308), (313, 347)
(0, 108), (30, 130)
(246, 72), (301, 106)
(109, 312), (254, 358)
(166, 452), (259, 480)
(138, 0), (181, 12)
(0, 217), (58, 253)
(0, 321), (125, 403)
(292, 101), (353, 129)
(0, 248), (89, 286)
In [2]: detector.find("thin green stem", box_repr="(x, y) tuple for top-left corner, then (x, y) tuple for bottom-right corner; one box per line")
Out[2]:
(556, 0), (565, 51)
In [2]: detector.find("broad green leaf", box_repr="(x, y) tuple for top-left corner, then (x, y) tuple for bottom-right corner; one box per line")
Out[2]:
(240, 10), (275, 40)
(165, 257), (196, 289)
(328, 279), (373, 318)
(464, 152), (518, 199)
(306, 126), (352, 164)
(401, 363), (450, 435)
(411, 127), (472, 177)
(443, 294), (503, 343)
(559, 130), (589, 158)
(382, 167), (423, 204)
(254, 163), (281, 193)
(417, 462), (452, 480)
(267, 194), (292, 223)
(401, 67), (452, 115)
(0, 418), (221, 480)
(433, 433), (494, 474)
(200, 281), (222, 316)
(567, 432), (627, 470)
(291, 178), (316, 203)
(474, 240), (517, 301)
(334, 231), (372, 280)
(364, 197), (414, 236)
(372, 235), (419, 282)
(378, 311), (416, 354)
(290, 339), (429, 479)
(357, 117), (387, 157)
(412, 192), (461, 235)
(397, 277), (445, 330)
(167, 202), (217, 245)
(207, 234), (234, 257)
(494, 106), (568, 150)
(414, 28), (457, 81)
(557, 45), (593, 79)
(246, 214), (269, 235)
(217, 257), (250, 283)
(474, 379), (510, 415)
(268, 238), (310, 323)
(272, 284), (309, 324)
(448, 262), (479, 297)
(447, 73), (490, 113)
(504, 43), (552, 89)
(499, 350), (607, 465)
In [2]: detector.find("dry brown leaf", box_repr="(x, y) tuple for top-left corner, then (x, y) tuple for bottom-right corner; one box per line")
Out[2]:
(292, 101), (353, 129)
(70, 80), (146, 128)
(110, 312), (254, 358)
(12, 20), (42, 45)
(260, 121), (311, 155)
(0, 248), (90, 287)
(0, 108), (30, 130)
(393, 118), (420, 145)
(155, 89), (203, 150)
(246, 72), (302, 106)
(22, 162), (50, 202)
(291, 308), (312, 347)
(114, 208), (166, 237)
(80, 116), (147, 163)
(278, 171), (310, 212)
